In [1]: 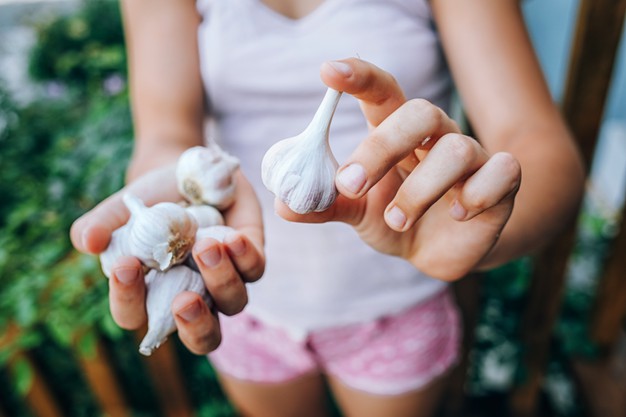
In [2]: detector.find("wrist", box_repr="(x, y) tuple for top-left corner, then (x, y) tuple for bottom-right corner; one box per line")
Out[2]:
(126, 141), (198, 183)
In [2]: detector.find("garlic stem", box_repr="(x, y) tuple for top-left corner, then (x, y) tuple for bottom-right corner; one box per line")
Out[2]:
(304, 88), (342, 139)
(261, 87), (343, 214)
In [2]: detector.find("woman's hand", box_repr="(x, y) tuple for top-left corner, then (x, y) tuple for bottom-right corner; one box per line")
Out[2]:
(70, 164), (265, 354)
(277, 58), (521, 281)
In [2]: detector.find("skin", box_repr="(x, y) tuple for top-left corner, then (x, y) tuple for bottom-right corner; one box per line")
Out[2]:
(69, 0), (585, 415)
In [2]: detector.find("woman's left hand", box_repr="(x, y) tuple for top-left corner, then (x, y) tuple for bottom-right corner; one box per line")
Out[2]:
(277, 58), (521, 281)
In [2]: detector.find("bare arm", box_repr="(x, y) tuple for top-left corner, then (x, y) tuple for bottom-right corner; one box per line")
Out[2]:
(120, 0), (205, 179)
(279, 1), (584, 280)
(71, 0), (265, 354)
(431, 0), (585, 267)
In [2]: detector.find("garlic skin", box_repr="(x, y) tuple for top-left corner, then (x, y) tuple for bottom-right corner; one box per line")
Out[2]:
(261, 88), (342, 214)
(195, 225), (236, 242)
(185, 205), (225, 228)
(185, 225), (236, 272)
(176, 143), (240, 209)
(139, 265), (211, 356)
(99, 224), (131, 279)
(124, 193), (198, 271)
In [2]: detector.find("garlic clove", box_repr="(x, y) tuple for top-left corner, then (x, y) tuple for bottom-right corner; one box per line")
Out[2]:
(195, 225), (237, 242)
(176, 143), (240, 210)
(261, 87), (342, 214)
(185, 205), (225, 228)
(99, 224), (131, 279)
(139, 265), (211, 356)
(184, 225), (237, 272)
(123, 193), (198, 271)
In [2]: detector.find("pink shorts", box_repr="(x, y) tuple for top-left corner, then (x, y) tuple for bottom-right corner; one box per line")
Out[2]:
(208, 289), (461, 395)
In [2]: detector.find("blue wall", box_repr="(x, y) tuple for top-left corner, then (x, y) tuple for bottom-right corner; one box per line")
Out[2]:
(522, 0), (625, 121)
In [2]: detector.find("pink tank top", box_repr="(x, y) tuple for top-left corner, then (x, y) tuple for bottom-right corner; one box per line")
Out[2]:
(197, 0), (452, 339)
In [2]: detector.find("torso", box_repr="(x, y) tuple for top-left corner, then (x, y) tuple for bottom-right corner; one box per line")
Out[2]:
(259, 0), (325, 19)
(196, 0), (452, 338)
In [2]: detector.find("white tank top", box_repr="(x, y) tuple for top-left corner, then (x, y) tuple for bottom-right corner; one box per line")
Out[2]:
(197, 0), (452, 339)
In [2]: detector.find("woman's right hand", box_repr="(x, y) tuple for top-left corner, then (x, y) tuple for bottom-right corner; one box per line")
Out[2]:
(70, 163), (265, 355)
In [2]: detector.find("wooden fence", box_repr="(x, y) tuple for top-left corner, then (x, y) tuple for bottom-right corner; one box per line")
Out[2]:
(1, 0), (626, 416)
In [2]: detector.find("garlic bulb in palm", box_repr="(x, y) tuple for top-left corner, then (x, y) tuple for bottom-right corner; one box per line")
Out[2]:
(176, 143), (240, 209)
(99, 224), (131, 279)
(124, 193), (198, 271)
(139, 265), (211, 356)
(261, 87), (342, 214)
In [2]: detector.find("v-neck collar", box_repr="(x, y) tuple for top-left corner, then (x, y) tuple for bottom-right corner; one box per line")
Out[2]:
(248, 0), (349, 29)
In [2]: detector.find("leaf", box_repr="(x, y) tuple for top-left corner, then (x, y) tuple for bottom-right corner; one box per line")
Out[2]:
(75, 329), (98, 359)
(11, 356), (34, 396)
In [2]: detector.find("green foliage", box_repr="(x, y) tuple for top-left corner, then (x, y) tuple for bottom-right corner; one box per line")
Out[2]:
(28, 0), (126, 93)
(0, 0), (613, 416)
(0, 0), (131, 363)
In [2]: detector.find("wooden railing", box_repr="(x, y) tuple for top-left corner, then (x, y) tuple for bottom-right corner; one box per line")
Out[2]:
(1, 1), (625, 416)
(450, 0), (626, 415)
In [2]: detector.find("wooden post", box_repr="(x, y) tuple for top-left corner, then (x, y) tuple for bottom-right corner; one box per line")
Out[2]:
(509, 229), (577, 416)
(17, 353), (65, 417)
(74, 333), (132, 417)
(442, 273), (482, 416)
(510, 0), (626, 414)
(138, 333), (195, 417)
(0, 324), (64, 417)
(561, 0), (626, 170)
(591, 201), (626, 349)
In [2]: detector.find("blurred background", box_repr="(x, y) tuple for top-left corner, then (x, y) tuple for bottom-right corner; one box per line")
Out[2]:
(0, 0), (624, 416)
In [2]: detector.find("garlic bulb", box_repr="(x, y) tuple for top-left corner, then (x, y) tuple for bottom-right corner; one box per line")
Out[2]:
(184, 225), (236, 272)
(124, 193), (198, 271)
(261, 87), (342, 214)
(176, 143), (240, 209)
(139, 265), (211, 356)
(99, 224), (131, 279)
(185, 205), (225, 228)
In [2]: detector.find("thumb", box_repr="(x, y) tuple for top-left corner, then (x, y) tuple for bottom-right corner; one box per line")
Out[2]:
(70, 192), (130, 254)
(274, 194), (365, 226)
(70, 165), (180, 254)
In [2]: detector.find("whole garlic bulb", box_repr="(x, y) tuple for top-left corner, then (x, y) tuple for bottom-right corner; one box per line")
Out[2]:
(139, 265), (211, 356)
(176, 143), (240, 209)
(261, 87), (342, 214)
(99, 224), (131, 279)
(124, 193), (198, 271)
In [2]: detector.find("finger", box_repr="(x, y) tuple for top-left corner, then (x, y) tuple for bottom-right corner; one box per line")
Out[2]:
(172, 291), (222, 355)
(70, 165), (180, 254)
(450, 152), (521, 221)
(223, 231), (265, 282)
(109, 256), (147, 329)
(335, 99), (461, 198)
(192, 238), (248, 316)
(384, 133), (488, 231)
(222, 171), (265, 257)
(70, 192), (130, 254)
(320, 58), (406, 127)
(274, 192), (366, 226)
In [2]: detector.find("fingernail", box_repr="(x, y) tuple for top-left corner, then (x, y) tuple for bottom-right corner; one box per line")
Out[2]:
(385, 205), (407, 230)
(337, 163), (367, 194)
(177, 301), (202, 323)
(115, 267), (139, 286)
(450, 200), (468, 220)
(327, 60), (353, 77)
(199, 245), (222, 268)
(226, 235), (246, 257)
